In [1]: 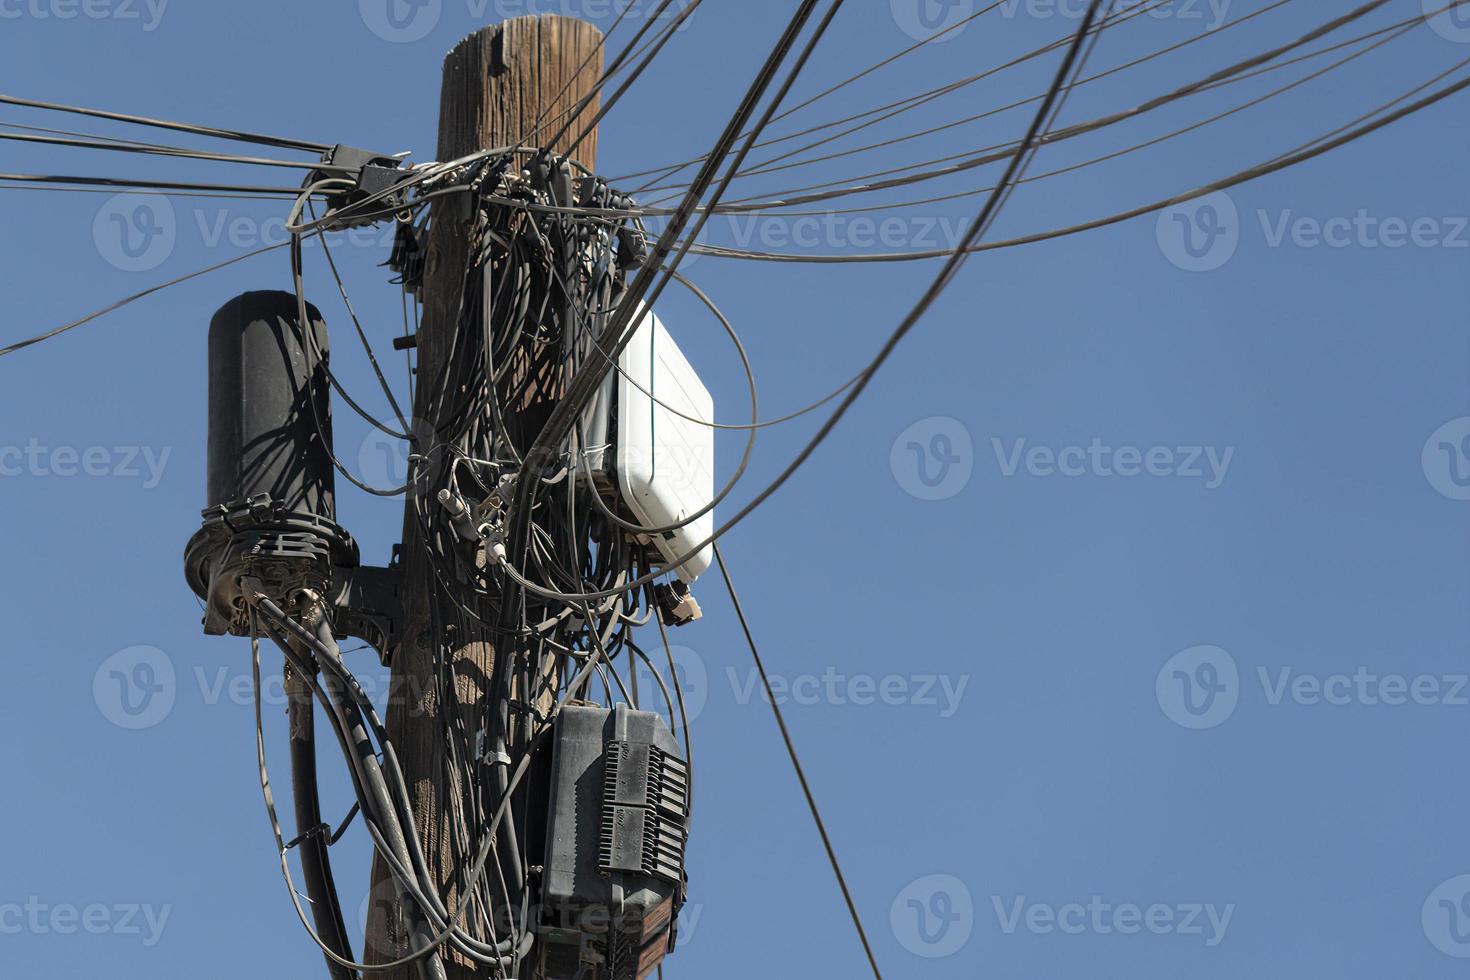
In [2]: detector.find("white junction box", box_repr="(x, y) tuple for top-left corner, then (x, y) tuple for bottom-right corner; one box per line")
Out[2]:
(580, 307), (714, 583)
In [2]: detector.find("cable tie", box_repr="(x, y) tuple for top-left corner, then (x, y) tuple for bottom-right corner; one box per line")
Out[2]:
(283, 823), (332, 852)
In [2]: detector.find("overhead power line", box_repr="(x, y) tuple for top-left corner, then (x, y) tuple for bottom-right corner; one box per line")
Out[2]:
(0, 92), (330, 152)
(0, 242), (288, 358)
(714, 544), (885, 980)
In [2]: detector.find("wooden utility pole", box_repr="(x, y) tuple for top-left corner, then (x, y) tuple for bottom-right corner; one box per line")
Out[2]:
(367, 15), (603, 979)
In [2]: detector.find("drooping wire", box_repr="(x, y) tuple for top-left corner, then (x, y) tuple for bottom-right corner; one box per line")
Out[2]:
(714, 543), (883, 980)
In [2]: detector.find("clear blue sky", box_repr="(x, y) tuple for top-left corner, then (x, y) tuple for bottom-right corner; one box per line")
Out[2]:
(2, 1), (1469, 977)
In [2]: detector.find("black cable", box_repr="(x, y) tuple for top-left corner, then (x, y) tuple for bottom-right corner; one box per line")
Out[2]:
(0, 241), (288, 358)
(691, 57), (1470, 264)
(286, 652), (361, 980)
(310, 201), (412, 433)
(697, 5), (1411, 222)
(631, 0), (1172, 198)
(715, 0), (1293, 187)
(559, 0), (705, 159)
(491, 0), (1106, 607)
(0, 128), (350, 171)
(252, 600), (516, 974)
(514, 0), (843, 483)
(0, 171), (312, 196)
(713, 0), (1177, 184)
(608, 0), (1009, 184)
(713, 544), (883, 980)
(692, 0), (1400, 214)
(490, 0), (843, 793)
(0, 181), (298, 201)
(0, 92), (329, 152)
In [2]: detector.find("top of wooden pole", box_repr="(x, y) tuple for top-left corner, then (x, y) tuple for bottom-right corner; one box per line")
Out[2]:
(437, 14), (605, 172)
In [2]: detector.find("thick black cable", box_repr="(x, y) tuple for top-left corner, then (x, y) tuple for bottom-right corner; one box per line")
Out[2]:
(491, 0), (1105, 606)
(609, 0), (1009, 183)
(286, 651), (361, 980)
(491, 0), (842, 769)
(516, 0), (842, 481)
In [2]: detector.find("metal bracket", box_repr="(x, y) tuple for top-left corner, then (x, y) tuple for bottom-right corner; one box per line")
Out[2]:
(330, 556), (404, 665)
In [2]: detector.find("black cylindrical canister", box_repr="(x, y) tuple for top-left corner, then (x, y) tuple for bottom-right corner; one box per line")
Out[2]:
(205, 290), (336, 520)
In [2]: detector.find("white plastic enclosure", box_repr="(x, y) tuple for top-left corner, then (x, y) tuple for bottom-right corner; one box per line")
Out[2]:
(579, 308), (714, 583)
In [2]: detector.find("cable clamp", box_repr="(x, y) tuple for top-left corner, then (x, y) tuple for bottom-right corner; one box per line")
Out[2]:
(283, 823), (332, 852)
(312, 145), (414, 229)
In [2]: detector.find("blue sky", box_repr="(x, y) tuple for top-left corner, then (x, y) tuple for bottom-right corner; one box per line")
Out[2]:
(2, 1), (1470, 977)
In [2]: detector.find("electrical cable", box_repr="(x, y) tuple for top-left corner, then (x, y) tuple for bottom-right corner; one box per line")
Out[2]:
(0, 171), (315, 196)
(0, 91), (330, 152)
(683, 8), (1425, 242)
(0, 241), (288, 358)
(714, 543), (883, 980)
(0, 128), (353, 171)
(689, 58), (1470, 263)
(489, 0), (1107, 606)
(631, 0), (1176, 198)
(712, 0), (1296, 188)
(695, 0), (1401, 214)
(511, 0), (845, 490)
(608, 0), (1010, 184)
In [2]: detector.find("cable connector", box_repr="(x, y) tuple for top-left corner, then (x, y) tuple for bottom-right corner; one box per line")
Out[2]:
(655, 581), (702, 627)
(387, 221), (426, 296)
(313, 144), (412, 228)
(437, 488), (489, 543)
(482, 522), (507, 565)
